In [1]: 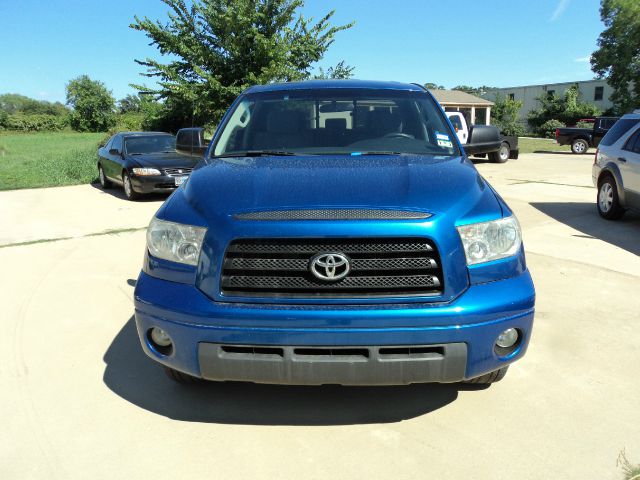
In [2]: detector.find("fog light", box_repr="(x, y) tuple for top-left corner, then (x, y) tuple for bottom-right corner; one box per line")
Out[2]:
(496, 328), (519, 348)
(150, 327), (172, 347)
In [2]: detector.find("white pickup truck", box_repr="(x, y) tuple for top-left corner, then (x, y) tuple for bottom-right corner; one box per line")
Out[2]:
(446, 112), (519, 163)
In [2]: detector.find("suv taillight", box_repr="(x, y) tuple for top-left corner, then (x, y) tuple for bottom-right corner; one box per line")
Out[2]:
(555, 128), (560, 140)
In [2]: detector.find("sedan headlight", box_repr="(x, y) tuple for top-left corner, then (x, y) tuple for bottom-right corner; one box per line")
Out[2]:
(457, 216), (522, 265)
(132, 168), (161, 176)
(146, 218), (207, 266)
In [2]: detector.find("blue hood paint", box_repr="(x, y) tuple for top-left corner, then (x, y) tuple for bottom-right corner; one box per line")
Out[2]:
(181, 154), (500, 225)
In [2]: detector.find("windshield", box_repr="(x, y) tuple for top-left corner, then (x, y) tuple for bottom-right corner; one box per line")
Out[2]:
(125, 135), (176, 155)
(212, 89), (460, 157)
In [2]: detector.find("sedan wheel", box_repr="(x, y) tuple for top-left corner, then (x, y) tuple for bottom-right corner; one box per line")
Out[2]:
(98, 164), (112, 189)
(122, 172), (139, 201)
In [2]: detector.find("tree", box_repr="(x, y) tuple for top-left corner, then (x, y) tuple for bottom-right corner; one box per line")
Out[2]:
(591, 0), (640, 114)
(527, 85), (601, 134)
(424, 82), (445, 90)
(452, 85), (496, 97)
(314, 60), (354, 80)
(118, 94), (142, 113)
(66, 75), (116, 132)
(130, 0), (354, 128)
(491, 94), (526, 136)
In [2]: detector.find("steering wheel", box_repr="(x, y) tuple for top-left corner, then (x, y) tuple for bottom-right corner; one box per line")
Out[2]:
(383, 132), (415, 139)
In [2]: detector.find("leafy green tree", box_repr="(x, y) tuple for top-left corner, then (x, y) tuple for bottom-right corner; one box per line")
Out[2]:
(424, 82), (445, 90)
(66, 75), (116, 132)
(118, 94), (142, 114)
(491, 94), (526, 136)
(130, 0), (354, 128)
(527, 85), (600, 134)
(0, 94), (68, 116)
(591, 0), (640, 114)
(314, 60), (354, 80)
(452, 85), (496, 97)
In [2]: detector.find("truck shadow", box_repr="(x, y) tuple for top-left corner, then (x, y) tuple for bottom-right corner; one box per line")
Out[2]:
(103, 317), (483, 425)
(530, 201), (640, 256)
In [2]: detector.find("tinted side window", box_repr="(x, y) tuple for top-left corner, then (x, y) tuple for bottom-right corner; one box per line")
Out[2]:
(111, 135), (123, 152)
(176, 130), (193, 147)
(623, 128), (640, 154)
(104, 135), (116, 150)
(599, 119), (640, 146)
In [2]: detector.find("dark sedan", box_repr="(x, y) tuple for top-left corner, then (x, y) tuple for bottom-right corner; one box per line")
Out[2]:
(97, 132), (200, 200)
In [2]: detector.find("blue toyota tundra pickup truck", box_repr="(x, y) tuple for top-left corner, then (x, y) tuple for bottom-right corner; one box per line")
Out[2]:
(134, 80), (535, 386)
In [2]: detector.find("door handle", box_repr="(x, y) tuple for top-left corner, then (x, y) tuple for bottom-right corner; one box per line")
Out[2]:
(618, 157), (627, 163)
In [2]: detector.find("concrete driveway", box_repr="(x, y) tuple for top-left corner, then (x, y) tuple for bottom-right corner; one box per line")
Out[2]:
(1, 153), (639, 480)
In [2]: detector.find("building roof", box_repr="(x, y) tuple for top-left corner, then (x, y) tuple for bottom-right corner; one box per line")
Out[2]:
(428, 89), (494, 106)
(246, 79), (425, 93)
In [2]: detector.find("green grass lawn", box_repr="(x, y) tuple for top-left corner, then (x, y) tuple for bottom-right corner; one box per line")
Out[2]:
(518, 137), (573, 154)
(0, 131), (104, 190)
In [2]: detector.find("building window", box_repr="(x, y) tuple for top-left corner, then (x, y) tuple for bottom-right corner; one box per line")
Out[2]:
(594, 86), (604, 101)
(508, 93), (515, 100)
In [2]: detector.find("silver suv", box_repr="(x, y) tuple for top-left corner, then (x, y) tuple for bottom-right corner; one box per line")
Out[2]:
(593, 113), (640, 219)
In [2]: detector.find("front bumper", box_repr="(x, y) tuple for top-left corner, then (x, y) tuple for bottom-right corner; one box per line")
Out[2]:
(130, 174), (189, 194)
(134, 269), (535, 385)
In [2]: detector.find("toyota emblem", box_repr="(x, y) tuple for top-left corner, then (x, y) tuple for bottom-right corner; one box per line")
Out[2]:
(309, 252), (350, 281)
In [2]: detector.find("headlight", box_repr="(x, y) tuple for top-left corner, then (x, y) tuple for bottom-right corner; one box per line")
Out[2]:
(132, 168), (161, 176)
(146, 218), (207, 266)
(456, 216), (522, 265)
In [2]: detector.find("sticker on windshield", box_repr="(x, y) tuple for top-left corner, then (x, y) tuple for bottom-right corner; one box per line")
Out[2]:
(435, 132), (450, 141)
(437, 139), (453, 148)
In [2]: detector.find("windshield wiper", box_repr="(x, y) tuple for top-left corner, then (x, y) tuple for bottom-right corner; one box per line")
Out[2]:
(216, 150), (296, 158)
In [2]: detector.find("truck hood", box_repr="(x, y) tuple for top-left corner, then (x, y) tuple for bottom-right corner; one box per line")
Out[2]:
(180, 155), (500, 222)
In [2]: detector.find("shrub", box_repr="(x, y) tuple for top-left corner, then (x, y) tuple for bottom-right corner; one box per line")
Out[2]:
(4, 113), (68, 132)
(528, 85), (600, 132)
(538, 119), (566, 138)
(115, 112), (144, 131)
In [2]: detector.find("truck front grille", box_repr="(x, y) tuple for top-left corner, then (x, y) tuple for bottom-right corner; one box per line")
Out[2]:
(220, 238), (444, 298)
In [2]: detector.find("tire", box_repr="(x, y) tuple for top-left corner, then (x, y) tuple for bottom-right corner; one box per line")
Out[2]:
(163, 366), (202, 384)
(490, 142), (510, 163)
(98, 164), (112, 189)
(464, 366), (509, 385)
(571, 138), (589, 154)
(597, 174), (625, 220)
(122, 171), (140, 201)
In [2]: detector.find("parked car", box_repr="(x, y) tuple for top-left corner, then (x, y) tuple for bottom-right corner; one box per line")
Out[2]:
(446, 111), (519, 163)
(134, 80), (535, 387)
(98, 132), (199, 200)
(592, 113), (640, 219)
(556, 116), (619, 154)
(175, 127), (210, 157)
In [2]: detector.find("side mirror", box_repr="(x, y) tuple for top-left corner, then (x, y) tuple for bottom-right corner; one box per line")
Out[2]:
(463, 125), (501, 156)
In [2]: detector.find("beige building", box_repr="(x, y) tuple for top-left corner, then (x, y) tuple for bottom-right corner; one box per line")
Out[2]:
(482, 79), (614, 120)
(429, 89), (494, 126)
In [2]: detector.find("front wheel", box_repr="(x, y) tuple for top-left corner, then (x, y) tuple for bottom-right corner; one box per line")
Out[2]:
(163, 366), (202, 384)
(571, 138), (589, 154)
(597, 175), (625, 220)
(98, 164), (112, 189)
(122, 171), (140, 201)
(464, 366), (509, 385)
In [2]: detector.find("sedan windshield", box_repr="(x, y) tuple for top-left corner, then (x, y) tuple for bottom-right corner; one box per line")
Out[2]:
(125, 135), (176, 155)
(213, 89), (460, 157)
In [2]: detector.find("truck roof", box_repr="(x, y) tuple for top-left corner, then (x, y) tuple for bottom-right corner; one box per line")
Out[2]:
(244, 79), (425, 94)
